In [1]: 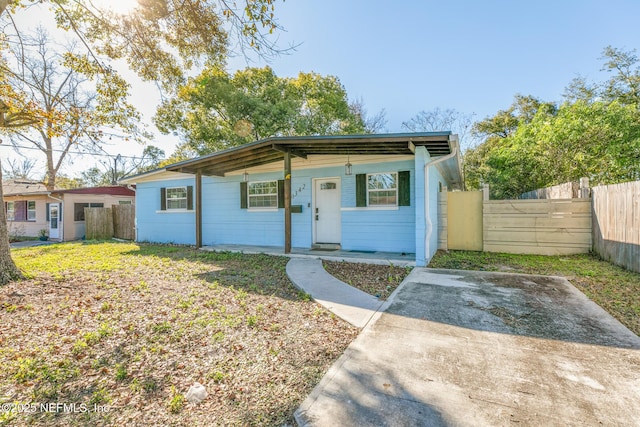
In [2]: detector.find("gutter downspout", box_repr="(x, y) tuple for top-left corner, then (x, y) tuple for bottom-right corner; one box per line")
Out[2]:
(423, 138), (458, 265)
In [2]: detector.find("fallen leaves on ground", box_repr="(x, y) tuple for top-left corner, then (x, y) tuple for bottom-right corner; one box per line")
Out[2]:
(0, 242), (358, 426)
(322, 261), (411, 300)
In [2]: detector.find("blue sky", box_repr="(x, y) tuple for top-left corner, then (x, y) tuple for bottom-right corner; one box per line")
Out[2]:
(4, 0), (640, 176)
(245, 0), (640, 129)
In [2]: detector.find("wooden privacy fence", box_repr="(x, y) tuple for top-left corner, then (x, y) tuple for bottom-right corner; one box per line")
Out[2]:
(483, 199), (592, 255)
(592, 181), (640, 273)
(85, 204), (135, 240)
(112, 204), (135, 240)
(440, 193), (592, 255)
(519, 178), (591, 199)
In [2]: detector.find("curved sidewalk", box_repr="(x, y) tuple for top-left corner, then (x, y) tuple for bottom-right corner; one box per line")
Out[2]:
(286, 258), (385, 329)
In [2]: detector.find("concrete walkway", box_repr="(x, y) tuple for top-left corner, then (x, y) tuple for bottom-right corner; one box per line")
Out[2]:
(286, 258), (385, 328)
(202, 244), (415, 267)
(9, 240), (57, 249)
(294, 267), (640, 426)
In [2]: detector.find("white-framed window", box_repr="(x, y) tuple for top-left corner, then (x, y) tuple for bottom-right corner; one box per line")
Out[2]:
(27, 200), (36, 221)
(118, 200), (132, 205)
(367, 172), (397, 206)
(248, 181), (278, 208)
(6, 201), (15, 221)
(166, 187), (188, 210)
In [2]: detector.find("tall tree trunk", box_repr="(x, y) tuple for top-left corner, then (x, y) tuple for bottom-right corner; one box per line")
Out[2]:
(0, 157), (24, 285)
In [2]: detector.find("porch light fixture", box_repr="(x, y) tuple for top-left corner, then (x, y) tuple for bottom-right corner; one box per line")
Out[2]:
(242, 169), (249, 182)
(345, 154), (353, 176)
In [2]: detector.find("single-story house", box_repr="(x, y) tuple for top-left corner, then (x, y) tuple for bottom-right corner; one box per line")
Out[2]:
(3, 181), (135, 241)
(120, 132), (463, 266)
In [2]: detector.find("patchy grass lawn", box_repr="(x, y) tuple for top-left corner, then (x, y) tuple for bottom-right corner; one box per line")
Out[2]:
(322, 261), (411, 301)
(429, 250), (640, 337)
(1, 242), (357, 426)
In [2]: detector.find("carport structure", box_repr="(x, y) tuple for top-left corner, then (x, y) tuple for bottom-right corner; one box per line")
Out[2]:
(164, 132), (462, 252)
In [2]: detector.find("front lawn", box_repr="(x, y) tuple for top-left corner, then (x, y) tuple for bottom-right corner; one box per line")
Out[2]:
(428, 250), (640, 337)
(0, 242), (357, 426)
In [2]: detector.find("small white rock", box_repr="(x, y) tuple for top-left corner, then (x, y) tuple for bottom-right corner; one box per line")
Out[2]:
(185, 382), (208, 404)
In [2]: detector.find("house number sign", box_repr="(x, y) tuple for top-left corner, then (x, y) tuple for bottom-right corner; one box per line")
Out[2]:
(292, 183), (306, 199)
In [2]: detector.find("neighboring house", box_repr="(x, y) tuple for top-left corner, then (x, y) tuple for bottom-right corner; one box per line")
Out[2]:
(120, 132), (463, 266)
(3, 181), (135, 241)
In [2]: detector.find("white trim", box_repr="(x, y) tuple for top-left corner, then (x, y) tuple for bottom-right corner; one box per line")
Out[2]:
(247, 180), (279, 209)
(119, 168), (194, 184)
(6, 201), (15, 221)
(27, 200), (36, 221)
(247, 208), (279, 213)
(165, 186), (188, 210)
(366, 171), (398, 207)
(341, 206), (399, 211)
(155, 210), (194, 214)
(313, 176), (342, 245)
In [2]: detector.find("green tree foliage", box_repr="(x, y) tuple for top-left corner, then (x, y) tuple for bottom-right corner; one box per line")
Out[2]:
(466, 47), (640, 199)
(2, 0), (285, 89)
(155, 66), (369, 155)
(0, 0), (285, 285)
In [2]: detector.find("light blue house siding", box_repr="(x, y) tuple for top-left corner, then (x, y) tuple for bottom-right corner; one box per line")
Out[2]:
(135, 177), (196, 244)
(134, 157), (445, 258)
(341, 159), (416, 253)
(414, 146), (446, 266)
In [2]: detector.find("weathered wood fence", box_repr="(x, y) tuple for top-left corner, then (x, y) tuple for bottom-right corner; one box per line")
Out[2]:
(112, 204), (135, 240)
(439, 193), (592, 255)
(592, 181), (640, 273)
(85, 204), (135, 240)
(519, 177), (591, 199)
(483, 199), (592, 255)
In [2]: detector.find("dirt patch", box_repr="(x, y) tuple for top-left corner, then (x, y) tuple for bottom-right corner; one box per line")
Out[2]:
(322, 261), (411, 300)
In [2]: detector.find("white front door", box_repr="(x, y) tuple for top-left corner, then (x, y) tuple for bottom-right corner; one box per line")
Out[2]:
(314, 178), (341, 244)
(49, 203), (60, 239)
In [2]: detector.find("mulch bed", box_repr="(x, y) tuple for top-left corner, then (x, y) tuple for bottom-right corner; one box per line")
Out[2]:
(322, 261), (412, 301)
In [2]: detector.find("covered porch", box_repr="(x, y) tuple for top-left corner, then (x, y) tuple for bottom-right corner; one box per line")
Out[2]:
(200, 244), (417, 266)
(165, 132), (463, 255)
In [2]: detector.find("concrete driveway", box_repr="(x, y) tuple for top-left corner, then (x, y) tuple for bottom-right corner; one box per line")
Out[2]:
(296, 268), (640, 426)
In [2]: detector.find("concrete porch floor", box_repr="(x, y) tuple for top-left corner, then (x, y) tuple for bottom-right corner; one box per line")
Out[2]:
(200, 244), (415, 266)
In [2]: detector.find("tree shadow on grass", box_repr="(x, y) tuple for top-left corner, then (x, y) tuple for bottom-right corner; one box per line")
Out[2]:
(123, 244), (304, 301)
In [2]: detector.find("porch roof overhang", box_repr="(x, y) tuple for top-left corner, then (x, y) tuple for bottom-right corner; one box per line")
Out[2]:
(165, 132), (456, 178)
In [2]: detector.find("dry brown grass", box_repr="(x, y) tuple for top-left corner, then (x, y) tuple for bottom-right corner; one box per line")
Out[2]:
(322, 261), (411, 301)
(1, 242), (357, 426)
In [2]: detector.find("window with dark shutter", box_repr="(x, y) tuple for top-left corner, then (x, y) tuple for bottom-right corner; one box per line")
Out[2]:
(160, 188), (167, 210)
(240, 182), (248, 209)
(246, 181), (279, 209)
(187, 186), (194, 210)
(355, 174), (367, 207)
(398, 171), (410, 206)
(14, 201), (27, 221)
(277, 180), (285, 208)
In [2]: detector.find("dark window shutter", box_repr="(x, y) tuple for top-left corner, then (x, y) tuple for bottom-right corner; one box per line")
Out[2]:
(160, 188), (166, 210)
(16, 201), (27, 221)
(46, 203), (50, 221)
(277, 180), (285, 208)
(398, 171), (410, 206)
(187, 186), (194, 210)
(356, 174), (367, 207)
(240, 182), (248, 209)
